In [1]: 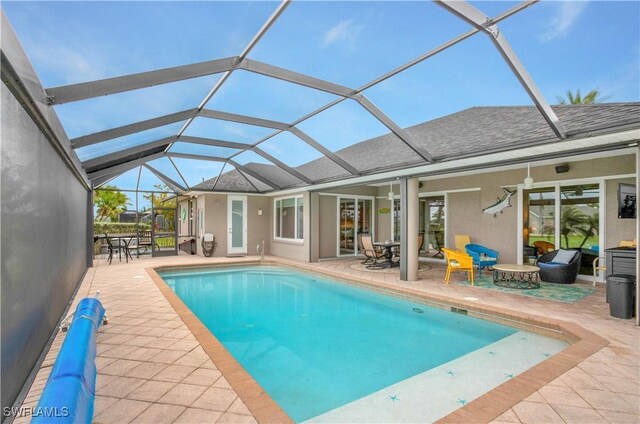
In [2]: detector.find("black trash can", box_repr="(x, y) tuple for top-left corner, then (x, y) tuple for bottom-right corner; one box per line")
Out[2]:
(607, 274), (636, 319)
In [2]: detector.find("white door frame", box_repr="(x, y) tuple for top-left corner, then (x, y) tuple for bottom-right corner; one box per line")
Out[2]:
(228, 195), (247, 254)
(517, 178), (605, 280)
(336, 195), (375, 257)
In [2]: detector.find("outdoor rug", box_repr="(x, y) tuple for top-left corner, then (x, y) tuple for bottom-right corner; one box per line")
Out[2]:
(457, 276), (596, 303)
(349, 263), (432, 274)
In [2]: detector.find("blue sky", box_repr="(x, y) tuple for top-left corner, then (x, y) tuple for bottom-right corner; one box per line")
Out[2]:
(3, 0), (639, 207)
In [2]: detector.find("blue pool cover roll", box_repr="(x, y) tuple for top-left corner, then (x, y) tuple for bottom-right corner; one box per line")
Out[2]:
(32, 298), (105, 424)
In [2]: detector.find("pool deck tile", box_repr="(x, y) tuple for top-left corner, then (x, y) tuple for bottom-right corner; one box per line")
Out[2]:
(157, 383), (208, 407)
(15, 255), (640, 424)
(549, 404), (608, 424)
(128, 380), (177, 402)
(131, 403), (187, 424)
(512, 402), (565, 424)
(93, 398), (152, 424)
(174, 408), (224, 423)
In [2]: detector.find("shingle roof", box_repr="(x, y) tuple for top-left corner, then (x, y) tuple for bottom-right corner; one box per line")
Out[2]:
(194, 169), (257, 192)
(192, 102), (640, 192)
(243, 163), (304, 188)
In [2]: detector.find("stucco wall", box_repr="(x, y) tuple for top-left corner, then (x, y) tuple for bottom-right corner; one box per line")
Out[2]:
(318, 195), (337, 258)
(375, 198), (394, 242)
(198, 194), (226, 257)
(248, 196), (271, 256)
(446, 191), (482, 248)
(197, 194), (270, 257)
(1, 83), (89, 411)
(178, 199), (190, 237)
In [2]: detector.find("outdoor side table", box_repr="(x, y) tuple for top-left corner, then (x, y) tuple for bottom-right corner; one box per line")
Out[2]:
(493, 264), (540, 289)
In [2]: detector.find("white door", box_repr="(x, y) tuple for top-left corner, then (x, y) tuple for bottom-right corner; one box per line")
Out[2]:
(228, 196), (247, 254)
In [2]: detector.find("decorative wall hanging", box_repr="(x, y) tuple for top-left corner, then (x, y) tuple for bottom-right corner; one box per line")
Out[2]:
(618, 183), (636, 219)
(483, 188), (516, 217)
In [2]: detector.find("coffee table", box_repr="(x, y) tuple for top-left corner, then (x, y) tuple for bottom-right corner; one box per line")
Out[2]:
(492, 264), (540, 289)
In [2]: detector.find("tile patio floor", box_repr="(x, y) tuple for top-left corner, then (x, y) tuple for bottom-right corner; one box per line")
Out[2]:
(16, 254), (639, 424)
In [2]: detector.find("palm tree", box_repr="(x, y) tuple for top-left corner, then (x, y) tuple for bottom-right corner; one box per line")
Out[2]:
(94, 186), (129, 222)
(557, 89), (603, 105)
(559, 206), (587, 248)
(575, 214), (599, 249)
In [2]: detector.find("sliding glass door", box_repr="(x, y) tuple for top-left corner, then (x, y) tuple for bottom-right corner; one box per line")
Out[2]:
(391, 196), (445, 258)
(338, 196), (373, 256)
(339, 198), (356, 255)
(522, 182), (602, 276)
(423, 197), (445, 257)
(523, 187), (556, 264)
(560, 184), (600, 275)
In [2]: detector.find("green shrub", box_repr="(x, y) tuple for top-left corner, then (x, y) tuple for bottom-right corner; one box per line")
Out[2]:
(93, 222), (151, 235)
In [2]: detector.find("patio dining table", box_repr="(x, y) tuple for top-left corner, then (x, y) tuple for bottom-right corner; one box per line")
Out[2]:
(374, 241), (400, 268)
(94, 233), (138, 262)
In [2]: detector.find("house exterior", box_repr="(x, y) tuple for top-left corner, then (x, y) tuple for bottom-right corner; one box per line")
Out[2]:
(179, 105), (638, 284)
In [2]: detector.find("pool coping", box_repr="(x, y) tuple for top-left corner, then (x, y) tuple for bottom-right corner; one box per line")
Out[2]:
(147, 258), (609, 424)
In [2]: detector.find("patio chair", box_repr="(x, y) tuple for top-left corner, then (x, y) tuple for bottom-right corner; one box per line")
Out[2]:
(465, 244), (499, 277)
(361, 234), (384, 269)
(136, 230), (159, 255)
(357, 233), (375, 264)
(536, 249), (582, 284)
(430, 229), (445, 258)
(105, 234), (133, 265)
(593, 256), (606, 286)
(523, 245), (537, 264)
(202, 233), (217, 257)
(454, 234), (471, 252)
(442, 248), (474, 285)
(533, 240), (555, 256)
(391, 234), (424, 263)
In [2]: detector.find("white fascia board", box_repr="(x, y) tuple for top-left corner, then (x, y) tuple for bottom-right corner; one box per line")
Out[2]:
(268, 129), (640, 197)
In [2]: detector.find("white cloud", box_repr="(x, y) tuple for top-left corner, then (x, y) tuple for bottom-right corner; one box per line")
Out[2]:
(321, 19), (364, 49)
(222, 123), (250, 139)
(27, 42), (105, 84)
(541, 2), (588, 42)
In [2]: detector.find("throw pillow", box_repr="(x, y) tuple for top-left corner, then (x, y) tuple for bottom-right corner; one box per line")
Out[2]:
(553, 249), (576, 264)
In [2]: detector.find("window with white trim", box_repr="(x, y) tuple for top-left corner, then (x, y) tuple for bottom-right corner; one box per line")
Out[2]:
(274, 196), (304, 241)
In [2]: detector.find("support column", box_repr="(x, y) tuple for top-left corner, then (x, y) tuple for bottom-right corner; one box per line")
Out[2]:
(400, 177), (420, 281)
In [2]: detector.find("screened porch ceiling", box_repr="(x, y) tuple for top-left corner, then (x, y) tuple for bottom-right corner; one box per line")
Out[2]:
(5, 0), (640, 194)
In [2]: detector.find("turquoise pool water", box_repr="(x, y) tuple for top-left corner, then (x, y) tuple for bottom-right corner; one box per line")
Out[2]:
(159, 266), (517, 422)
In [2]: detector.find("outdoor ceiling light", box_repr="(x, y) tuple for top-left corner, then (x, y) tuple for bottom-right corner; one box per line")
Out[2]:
(524, 163), (534, 190)
(388, 183), (395, 201)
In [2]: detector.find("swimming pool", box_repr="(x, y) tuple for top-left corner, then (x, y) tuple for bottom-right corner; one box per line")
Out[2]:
(159, 265), (566, 422)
